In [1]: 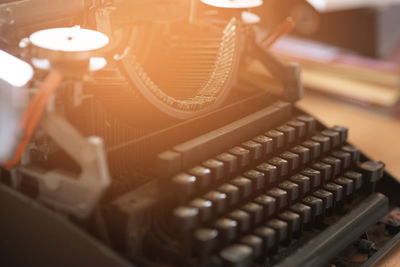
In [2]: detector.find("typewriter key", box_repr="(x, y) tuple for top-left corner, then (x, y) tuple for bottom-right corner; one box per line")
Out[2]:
(321, 130), (341, 148)
(241, 141), (263, 162)
(265, 130), (284, 151)
(280, 151), (300, 171)
(301, 140), (321, 160)
(290, 145), (311, 166)
(254, 195), (276, 219)
(253, 135), (273, 156)
(218, 184), (240, 207)
(219, 244), (254, 267)
(290, 174), (311, 197)
(255, 163), (278, 184)
(331, 126), (348, 143)
(240, 235), (263, 259)
(297, 115), (316, 136)
(267, 188), (288, 210)
(312, 162), (332, 183)
(312, 135), (331, 154)
(301, 168), (321, 188)
(228, 210), (251, 234)
(254, 226), (276, 251)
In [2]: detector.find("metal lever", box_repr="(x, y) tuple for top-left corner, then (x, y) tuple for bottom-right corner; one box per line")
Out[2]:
(251, 40), (304, 103)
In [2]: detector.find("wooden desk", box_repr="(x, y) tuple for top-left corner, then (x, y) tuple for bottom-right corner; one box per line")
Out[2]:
(297, 93), (400, 266)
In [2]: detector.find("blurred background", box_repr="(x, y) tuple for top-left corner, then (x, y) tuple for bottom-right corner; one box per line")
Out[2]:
(256, 0), (400, 180)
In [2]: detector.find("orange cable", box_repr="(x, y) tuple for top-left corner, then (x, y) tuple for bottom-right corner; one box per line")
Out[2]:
(3, 70), (63, 169)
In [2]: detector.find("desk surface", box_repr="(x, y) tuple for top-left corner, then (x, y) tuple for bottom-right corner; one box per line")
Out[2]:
(297, 93), (400, 266)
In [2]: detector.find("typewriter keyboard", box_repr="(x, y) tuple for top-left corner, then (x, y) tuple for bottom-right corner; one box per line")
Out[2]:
(165, 115), (386, 266)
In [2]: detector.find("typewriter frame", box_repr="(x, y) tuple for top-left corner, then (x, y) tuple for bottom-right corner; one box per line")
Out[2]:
(1, 97), (399, 267)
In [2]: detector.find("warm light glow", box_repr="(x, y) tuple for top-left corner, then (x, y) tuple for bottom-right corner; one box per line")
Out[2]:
(0, 50), (33, 87)
(307, 0), (400, 12)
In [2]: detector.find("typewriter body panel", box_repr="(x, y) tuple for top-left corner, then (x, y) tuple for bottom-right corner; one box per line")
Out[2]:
(0, 1), (399, 267)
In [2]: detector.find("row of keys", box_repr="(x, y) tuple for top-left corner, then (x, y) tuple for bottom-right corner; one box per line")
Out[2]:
(173, 168), (365, 233)
(189, 168), (381, 267)
(170, 116), (317, 198)
(172, 158), (385, 267)
(171, 141), (359, 204)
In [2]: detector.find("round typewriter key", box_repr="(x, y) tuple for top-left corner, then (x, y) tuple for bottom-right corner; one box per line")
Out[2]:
(243, 170), (265, 193)
(312, 162), (332, 183)
(359, 161), (385, 183)
(277, 125), (296, 145)
(214, 218), (238, 246)
(301, 168), (321, 188)
(194, 228), (218, 256)
(279, 211), (301, 236)
(216, 153), (238, 177)
(240, 235), (263, 259)
(359, 161), (385, 194)
(228, 210), (251, 234)
(290, 174), (311, 197)
(230, 176), (253, 200)
(322, 157), (342, 177)
(280, 151), (300, 171)
(173, 206), (199, 231)
(302, 196), (323, 221)
(331, 151), (351, 170)
(266, 219), (288, 243)
(301, 140), (321, 160)
(278, 181), (300, 204)
(268, 157), (289, 178)
(323, 183), (344, 207)
(341, 146), (360, 165)
(218, 184), (240, 207)
(253, 135), (273, 156)
(202, 159), (225, 182)
(265, 130), (284, 151)
(267, 188), (288, 211)
(256, 163), (277, 184)
(331, 126), (348, 143)
(229, 147), (250, 169)
(313, 189), (334, 210)
(241, 141), (263, 162)
(290, 145), (311, 166)
(190, 198), (213, 222)
(220, 244), (254, 267)
(312, 135), (331, 154)
(188, 166), (211, 190)
(204, 191), (228, 215)
(344, 171), (363, 190)
(290, 203), (312, 225)
(241, 202), (264, 226)
(297, 115), (316, 136)
(321, 129), (341, 148)
(254, 226), (276, 251)
(287, 120), (307, 140)
(254, 194), (276, 219)
(335, 177), (354, 202)
(172, 173), (197, 201)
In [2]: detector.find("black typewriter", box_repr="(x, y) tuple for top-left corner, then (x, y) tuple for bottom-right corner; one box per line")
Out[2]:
(0, 1), (399, 267)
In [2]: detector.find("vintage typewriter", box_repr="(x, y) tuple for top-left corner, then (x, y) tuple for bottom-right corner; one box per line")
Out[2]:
(0, 1), (400, 266)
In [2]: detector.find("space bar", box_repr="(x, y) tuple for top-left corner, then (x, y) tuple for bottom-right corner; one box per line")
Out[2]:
(276, 193), (389, 267)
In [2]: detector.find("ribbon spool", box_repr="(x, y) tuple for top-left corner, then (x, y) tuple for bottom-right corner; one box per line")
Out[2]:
(201, 0), (263, 9)
(28, 27), (109, 73)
